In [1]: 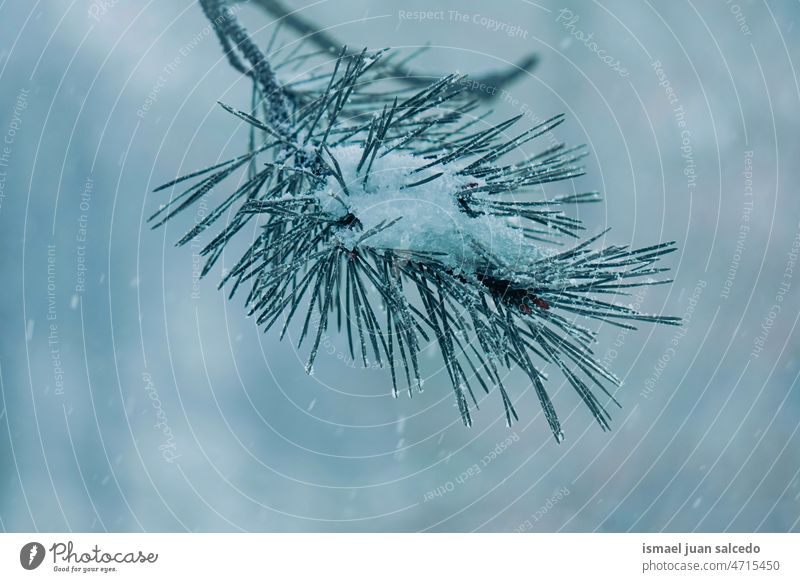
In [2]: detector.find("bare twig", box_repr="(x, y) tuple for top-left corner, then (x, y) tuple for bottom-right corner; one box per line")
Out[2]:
(236, 0), (538, 99)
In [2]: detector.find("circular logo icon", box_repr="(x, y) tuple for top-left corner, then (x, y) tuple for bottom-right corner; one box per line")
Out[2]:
(20, 542), (46, 570)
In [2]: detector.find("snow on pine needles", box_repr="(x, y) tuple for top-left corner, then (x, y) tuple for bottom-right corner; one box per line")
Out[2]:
(152, 34), (679, 441)
(316, 144), (548, 270)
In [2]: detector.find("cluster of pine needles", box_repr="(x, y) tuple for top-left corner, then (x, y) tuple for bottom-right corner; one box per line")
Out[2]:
(152, 0), (679, 441)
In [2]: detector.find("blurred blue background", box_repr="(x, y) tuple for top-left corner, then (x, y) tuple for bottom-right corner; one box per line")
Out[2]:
(1, 0), (799, 532)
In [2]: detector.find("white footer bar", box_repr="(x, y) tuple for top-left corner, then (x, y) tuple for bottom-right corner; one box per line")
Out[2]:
(1, 533), (797, 581)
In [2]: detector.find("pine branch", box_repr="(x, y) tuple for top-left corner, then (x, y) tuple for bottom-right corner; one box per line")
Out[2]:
(200, 0), (291, 128)
(152, 4), (680, 441)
